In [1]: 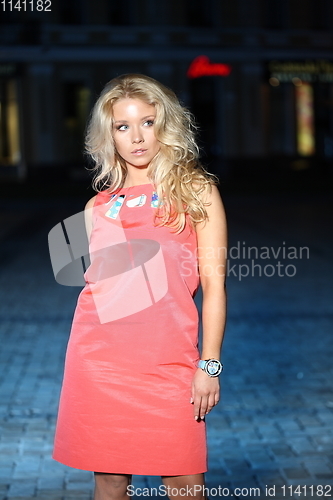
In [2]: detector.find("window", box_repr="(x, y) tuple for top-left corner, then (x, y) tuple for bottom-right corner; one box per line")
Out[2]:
(0, 78), (21, 166)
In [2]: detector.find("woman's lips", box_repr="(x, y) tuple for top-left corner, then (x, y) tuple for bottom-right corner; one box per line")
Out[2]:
(131, 149), (147, 155)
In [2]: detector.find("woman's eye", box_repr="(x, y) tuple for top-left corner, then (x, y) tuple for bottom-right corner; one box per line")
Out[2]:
(115, 120), (154, 131)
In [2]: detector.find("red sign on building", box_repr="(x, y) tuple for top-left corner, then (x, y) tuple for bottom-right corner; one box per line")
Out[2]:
(187, 55), (232, 79)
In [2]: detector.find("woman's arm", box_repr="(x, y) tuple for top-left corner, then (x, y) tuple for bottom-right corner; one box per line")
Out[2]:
(192, 184), (227, 420)
(84, 195), (97, 241)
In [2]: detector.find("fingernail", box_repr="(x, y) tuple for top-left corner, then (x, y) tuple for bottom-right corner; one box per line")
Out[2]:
(190, 397), (193, 404)
(194, 416), (198, 420)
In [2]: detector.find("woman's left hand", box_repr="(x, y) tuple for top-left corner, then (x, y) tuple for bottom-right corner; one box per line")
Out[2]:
(191, 368), (220, 420)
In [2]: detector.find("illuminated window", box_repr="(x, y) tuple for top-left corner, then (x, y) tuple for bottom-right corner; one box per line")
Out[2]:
(295, 83), (315, 156)
(0, 79), (21, 166)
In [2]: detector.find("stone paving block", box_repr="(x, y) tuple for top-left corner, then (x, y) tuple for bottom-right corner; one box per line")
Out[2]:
(311, 434), (333, 447)
(132, 475), (148, 488)
(273, 457), (307, 469)
(282, 467), (311, 480)
(296, 415), (323, 428)
(206, 472), (231, 485)
(12, 456), (41, 478)
(36, 489), (68, 497)
(249, 463), (281, 472)
(67, 470), (94, 482)
(255, 473), (286, 491)
(302, 458), (333, 475)
(317, 411), (333, 425)
(65, 481), (94, 492)
(303, 426), (333, 437)
(269, 444), (295, 458)
(36, 497), (63, 500)
(276, 419), (304, 432)
(225, 458), (252, 470)
(0, 423), (25, 434)
(38, 476), (65, 490)
(146, 476), (163, 487)
(25, 421), (49, 431)
(41, 457), (70, 473)
(7, 479), (36, 497)
(0, 435), (21, 444)
(245, 449), (272, 460)
(0, 443), (19, 454)
(0, 487), (8, 500)
(288, 436), (317, 454)
(63, 495), (91, 500)
(4, 497), (34, 500)
(256, 422), (283, 433)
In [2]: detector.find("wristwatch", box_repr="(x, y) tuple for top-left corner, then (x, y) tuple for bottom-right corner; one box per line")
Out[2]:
(198, 359), (223, 377)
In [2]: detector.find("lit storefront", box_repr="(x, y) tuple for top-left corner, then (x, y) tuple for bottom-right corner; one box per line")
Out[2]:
(267, 60), (333, 159)
(0, 64), (24, 178)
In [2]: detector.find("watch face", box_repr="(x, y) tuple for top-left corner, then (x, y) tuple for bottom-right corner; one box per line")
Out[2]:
(206, 360), (221, 376)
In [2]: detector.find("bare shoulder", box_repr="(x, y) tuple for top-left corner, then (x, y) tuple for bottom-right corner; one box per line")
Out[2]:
(84, 195), (97, 240)
(192, 181), (221, 204)
(192, 182), (225, 228)
(85, 195), (97, 211)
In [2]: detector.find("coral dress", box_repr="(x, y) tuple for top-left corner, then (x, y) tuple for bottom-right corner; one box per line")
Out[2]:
(52, 182), (207, 475)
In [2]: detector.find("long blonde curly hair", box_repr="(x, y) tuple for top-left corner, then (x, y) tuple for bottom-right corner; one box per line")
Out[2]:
(85, 73), (219, 233)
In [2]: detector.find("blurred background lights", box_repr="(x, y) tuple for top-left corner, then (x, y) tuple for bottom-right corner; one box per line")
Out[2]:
(295, 83), (315, 156)
(292, 77), (303, 86)
(269, 77), (280, 86)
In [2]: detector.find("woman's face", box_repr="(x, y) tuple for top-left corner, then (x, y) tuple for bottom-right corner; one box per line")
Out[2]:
(112, 98), (161, 171)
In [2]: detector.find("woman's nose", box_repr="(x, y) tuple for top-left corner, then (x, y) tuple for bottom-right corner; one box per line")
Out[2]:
(131, 127), (144, 143)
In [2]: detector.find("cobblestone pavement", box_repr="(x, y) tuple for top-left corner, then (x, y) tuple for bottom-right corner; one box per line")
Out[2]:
(0, 192), (332, 499)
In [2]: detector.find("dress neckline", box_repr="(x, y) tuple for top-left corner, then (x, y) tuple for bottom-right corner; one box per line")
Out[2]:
(120, 183), (154, 190)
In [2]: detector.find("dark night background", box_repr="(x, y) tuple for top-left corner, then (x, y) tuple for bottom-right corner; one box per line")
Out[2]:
(1, 0), (333, 194)
(0, 1), (332, 498)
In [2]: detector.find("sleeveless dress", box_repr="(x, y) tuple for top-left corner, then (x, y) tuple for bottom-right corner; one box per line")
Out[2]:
(52, 182), (207, 476)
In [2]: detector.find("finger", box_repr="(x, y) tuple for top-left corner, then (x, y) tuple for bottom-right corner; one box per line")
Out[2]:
(193, 395), (202, 420)
(199, 396), (209, 419)
(191, 386), (195, 404)
(205, 394), (216, 414)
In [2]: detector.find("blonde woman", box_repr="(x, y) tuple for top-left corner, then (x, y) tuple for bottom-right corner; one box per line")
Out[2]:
(52, 74), (227, 500)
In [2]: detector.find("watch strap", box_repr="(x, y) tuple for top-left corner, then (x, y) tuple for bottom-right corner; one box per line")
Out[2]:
(198, 360), (207, 371)
(197, 358), (223, 376)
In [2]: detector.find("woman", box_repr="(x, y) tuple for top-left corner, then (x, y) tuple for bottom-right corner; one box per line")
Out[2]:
(52, 74), (227, 500)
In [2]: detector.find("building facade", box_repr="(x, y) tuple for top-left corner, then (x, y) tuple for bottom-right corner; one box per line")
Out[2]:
(1, 0), (333, 181)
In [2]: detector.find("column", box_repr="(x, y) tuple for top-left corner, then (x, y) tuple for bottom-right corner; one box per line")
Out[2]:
(27, 64), (56, 165)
